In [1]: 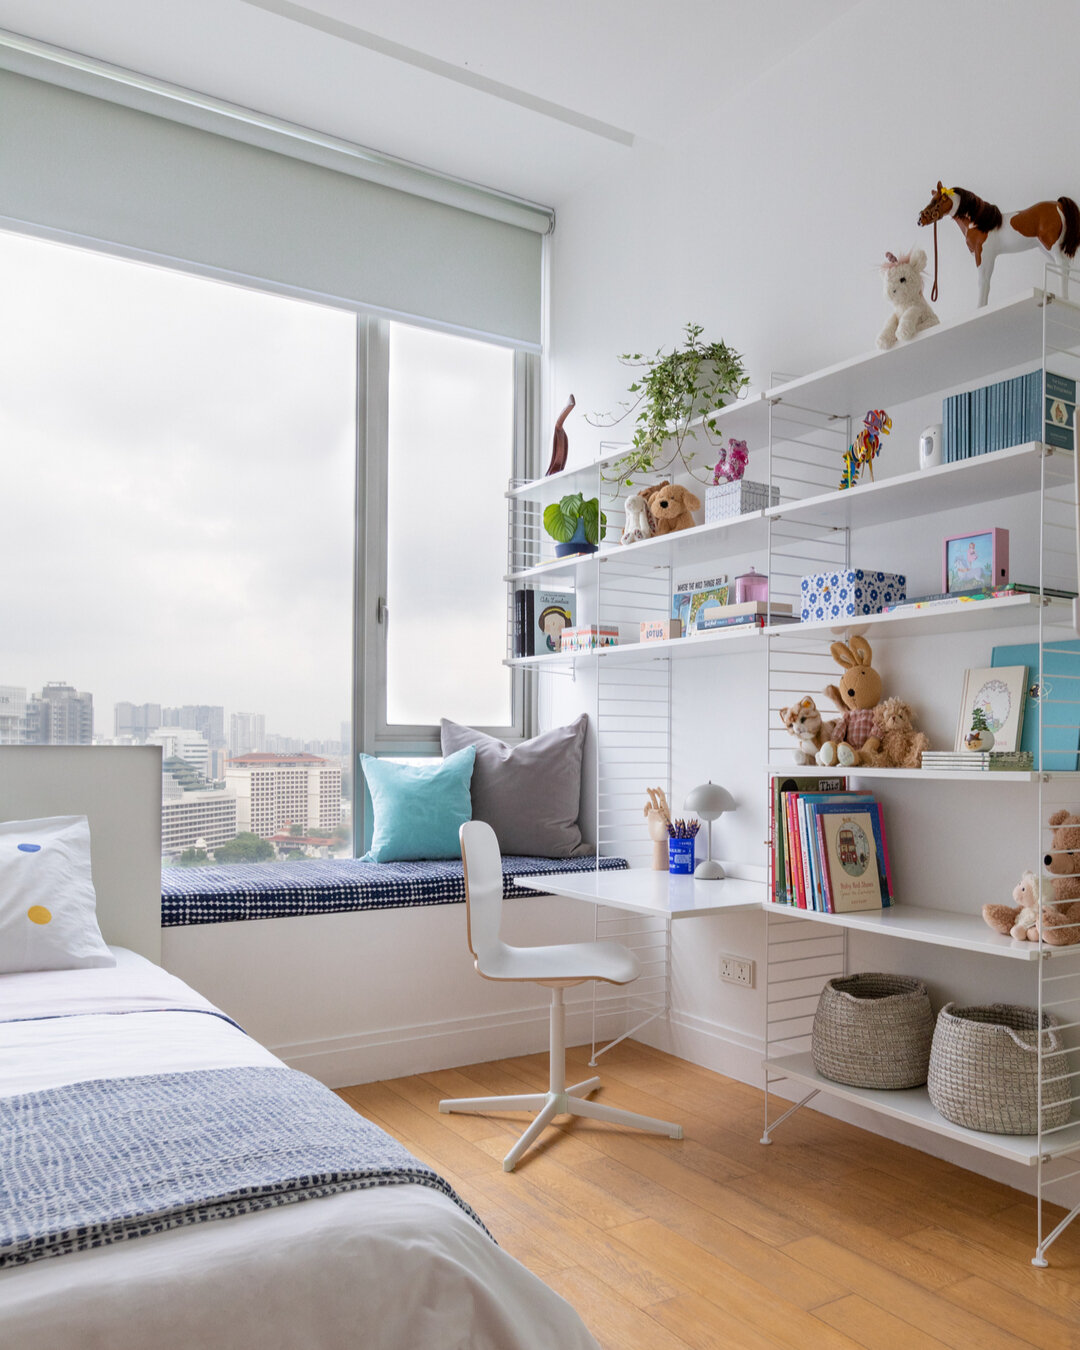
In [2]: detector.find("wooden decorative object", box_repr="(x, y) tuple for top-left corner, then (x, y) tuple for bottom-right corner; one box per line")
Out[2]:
(644, 786), (672, 870)
(545, 395), (575, 475)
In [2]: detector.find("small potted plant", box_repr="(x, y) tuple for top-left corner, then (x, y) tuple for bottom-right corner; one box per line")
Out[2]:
(964, 705), (996, 752)
(587, 323), (749, 486)
(543, 493), (607, 556)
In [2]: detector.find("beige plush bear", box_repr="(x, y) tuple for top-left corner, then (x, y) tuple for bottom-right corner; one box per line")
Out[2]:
(983, 869), (1080, 946)
(859, 697), (930, 769)
(815, 636), (883, 768)
(1044, 809), (1080, 905)
(646, 482), (701, 535)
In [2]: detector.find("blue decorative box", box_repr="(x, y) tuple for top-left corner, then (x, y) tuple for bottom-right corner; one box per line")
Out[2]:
(799, 569), (906, 623)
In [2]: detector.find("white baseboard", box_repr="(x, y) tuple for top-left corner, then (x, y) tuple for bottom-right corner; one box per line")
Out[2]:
(272, 996), (626, 1088)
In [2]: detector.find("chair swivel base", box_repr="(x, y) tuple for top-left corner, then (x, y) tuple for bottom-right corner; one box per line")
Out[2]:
(439, 1076), (683, 1172)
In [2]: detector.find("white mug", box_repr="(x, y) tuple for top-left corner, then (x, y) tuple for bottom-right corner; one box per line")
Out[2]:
(919, 423), (943, 470)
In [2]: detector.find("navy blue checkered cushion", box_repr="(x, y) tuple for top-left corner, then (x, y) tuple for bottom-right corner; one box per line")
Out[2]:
(161, 856), (628, 927)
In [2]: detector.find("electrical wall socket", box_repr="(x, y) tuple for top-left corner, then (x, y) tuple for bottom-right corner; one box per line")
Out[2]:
(720, 954), (755, 988)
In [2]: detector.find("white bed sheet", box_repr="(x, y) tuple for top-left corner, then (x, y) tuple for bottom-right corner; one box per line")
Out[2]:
(0, 949), (600, 1350)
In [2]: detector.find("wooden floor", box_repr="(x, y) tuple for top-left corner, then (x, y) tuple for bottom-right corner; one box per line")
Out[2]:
(338, 1041), (1080, 1349)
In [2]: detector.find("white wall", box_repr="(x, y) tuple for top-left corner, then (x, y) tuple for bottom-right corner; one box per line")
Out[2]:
(544, 0), (1080, 1195)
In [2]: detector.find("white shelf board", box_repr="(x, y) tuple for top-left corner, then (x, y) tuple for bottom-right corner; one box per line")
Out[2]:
(761, 900), (1080, 960)
(505, 554), (585, 584)
(764, 288), (1080, 418)
(769, 442), (1073, 532)
(765, 592), (1068, 641)
(763, 1051), (1080, 1164)
(518, 868), (766, 919)
(506, 623), (767, 669)
(763, 763), (1068, 783)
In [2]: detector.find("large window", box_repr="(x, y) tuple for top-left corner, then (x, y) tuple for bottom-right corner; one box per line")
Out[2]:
(1, 230), (356, 866)
(2, 228), (531, 865)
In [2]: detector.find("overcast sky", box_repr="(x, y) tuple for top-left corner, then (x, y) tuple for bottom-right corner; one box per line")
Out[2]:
(1, 230), (355, 742)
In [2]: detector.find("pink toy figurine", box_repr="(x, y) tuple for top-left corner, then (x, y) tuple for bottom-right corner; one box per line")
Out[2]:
(712, 439), (749, 485)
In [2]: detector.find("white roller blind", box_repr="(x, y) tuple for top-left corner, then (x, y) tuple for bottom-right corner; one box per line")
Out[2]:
(0, 68), (543, 345)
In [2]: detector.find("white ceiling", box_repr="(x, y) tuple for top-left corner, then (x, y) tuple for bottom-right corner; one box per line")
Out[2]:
(0, 0), (860, 206)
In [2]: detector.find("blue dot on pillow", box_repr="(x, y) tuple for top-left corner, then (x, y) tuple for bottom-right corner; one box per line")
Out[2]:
(17, 843), (41, 853)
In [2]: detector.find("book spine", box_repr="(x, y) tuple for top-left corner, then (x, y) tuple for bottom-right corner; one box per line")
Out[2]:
(872, 802), (894, 905)
(524, 589), (536, 656)
(815, 814), (833, 913)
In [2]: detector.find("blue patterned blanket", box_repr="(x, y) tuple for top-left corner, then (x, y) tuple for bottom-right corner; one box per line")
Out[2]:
(161, 854), (628, 926)
(0, 1066), (489, 1268)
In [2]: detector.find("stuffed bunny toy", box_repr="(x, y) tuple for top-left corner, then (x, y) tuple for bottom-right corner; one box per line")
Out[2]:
(877, 249), (939, 350)
(620, 494), (653, 545)
(816, 636), (883, 767)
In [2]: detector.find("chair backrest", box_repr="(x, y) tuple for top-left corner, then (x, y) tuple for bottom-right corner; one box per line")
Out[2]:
(460, 820), (505, 970)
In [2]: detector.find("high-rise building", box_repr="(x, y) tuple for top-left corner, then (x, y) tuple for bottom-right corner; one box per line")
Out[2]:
(229, 711), (266, 757)
(31, 682), (93, 744)
(0, 686), (28, 744)
(149, 727), (210, 780)
(226, 752), (342, 839)
(160, 766), (238, 857)
(114, 701), (162, 742)
(163, 705), (226, 749)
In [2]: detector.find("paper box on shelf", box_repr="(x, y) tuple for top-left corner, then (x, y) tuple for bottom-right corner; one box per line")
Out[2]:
(641, 618), (682, 642)
(560, 625), (619, 653)
(704, 479), (780, 522)
(799, 569), (906, 623)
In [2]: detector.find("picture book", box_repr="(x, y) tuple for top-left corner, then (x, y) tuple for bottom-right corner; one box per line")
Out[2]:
(819, 811), (886, 912)
(672, 575), (729, 634)
(992, 640), (1080, 770)
(535, 589), (575, 655)
(805, 797), (892, 908)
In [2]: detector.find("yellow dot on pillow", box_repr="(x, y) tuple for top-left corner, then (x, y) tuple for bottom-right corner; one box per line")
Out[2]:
(27, 905), (52, 925)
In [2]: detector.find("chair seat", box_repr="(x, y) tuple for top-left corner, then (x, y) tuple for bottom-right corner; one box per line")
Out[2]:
(479, 939), (640, 986)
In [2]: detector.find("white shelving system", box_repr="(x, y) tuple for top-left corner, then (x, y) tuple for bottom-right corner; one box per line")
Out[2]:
(507, 280), (1080, 1263)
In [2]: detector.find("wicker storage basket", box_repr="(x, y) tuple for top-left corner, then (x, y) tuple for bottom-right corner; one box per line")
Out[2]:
(811, 973), (934, 1089)
(927, 1002), (1071, 1135)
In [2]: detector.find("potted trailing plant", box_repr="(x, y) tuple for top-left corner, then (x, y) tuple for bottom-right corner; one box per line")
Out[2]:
(588, 323), (749, 486)
(543, 493), (607, 556)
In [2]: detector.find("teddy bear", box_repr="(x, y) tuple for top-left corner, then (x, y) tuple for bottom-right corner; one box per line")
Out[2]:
(814, 636), (883, 767)
(1044, 809), (1080, 904)
(779, 696), (826, 765)
(620, 493), (653, 545)
(877, 249), (939, 350)
(982, 869), (1080, 946)
(646, 482), (701, 535)
(858, 697), (930, 769)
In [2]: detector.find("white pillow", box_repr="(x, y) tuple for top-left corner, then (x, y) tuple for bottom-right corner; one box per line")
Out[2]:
(0, 816), (115, 974)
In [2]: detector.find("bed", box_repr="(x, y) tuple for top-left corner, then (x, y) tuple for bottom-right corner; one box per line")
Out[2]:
(0, 748), (600, 1350)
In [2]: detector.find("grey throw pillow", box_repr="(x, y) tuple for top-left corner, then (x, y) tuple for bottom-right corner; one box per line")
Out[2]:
(440, 716), (591, 858)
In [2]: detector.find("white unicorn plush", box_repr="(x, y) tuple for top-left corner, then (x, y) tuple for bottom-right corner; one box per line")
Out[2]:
(876, 249), (939, 350)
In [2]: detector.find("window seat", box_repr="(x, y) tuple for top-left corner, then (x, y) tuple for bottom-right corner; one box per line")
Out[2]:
(161, 855), (629, 927)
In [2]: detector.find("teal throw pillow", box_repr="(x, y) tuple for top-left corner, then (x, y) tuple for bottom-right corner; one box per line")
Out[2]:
(359, 746), (476, 863)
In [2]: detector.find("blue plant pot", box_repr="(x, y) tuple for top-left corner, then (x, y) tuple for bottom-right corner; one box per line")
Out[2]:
(555, 519), (598, 557)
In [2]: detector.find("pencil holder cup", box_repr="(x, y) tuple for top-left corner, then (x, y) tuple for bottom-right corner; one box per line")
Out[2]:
(668, 838), (695, 875)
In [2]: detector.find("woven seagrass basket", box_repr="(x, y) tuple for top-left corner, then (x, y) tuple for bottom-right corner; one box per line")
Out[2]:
(927, 1002), (1071, 1135)
(811, 972), (934, 1089)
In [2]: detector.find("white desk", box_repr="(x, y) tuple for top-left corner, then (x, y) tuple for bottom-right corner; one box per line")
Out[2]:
(518, 867), (765, 918)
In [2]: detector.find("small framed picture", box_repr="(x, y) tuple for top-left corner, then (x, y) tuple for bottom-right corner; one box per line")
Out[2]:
(942, 528), (1009, 594)
(954, 665), (1028, 753)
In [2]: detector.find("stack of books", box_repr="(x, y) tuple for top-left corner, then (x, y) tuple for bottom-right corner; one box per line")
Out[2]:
(770, 776), (893, 913)
(942, 371), (1075, 462)
(921, 750), (1034, 773)
(513, 588), (575, 657)
(697, 600), (796, 633)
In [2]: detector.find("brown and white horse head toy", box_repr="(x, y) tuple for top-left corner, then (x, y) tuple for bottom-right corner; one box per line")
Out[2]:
(919, 180), (1080, 307)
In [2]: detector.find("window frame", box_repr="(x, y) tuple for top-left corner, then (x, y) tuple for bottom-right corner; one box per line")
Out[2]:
(358, 316), (536, 762)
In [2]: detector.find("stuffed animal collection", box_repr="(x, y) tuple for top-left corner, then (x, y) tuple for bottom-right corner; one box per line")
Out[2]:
(876, 249), (939, 350)
(983, 868), (1080, 947)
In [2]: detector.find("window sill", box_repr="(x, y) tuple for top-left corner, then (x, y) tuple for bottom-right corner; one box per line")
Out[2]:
(161, 855), (627, 927)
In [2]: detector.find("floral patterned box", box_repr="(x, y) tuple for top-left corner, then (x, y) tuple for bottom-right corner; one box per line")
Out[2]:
(799, 569), (906, 623)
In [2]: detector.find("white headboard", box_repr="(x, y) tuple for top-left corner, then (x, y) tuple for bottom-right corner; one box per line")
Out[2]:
(0, 746), (162, 963)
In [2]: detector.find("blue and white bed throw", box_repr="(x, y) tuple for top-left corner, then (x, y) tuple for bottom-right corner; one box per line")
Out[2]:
(0, 1065), (489, 1267)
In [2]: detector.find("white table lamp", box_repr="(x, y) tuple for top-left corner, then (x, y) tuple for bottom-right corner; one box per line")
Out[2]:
(683, 781), (735, 879)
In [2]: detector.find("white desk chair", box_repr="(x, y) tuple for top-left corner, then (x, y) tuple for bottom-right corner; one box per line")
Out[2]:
(439, 820), (683, 1172)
